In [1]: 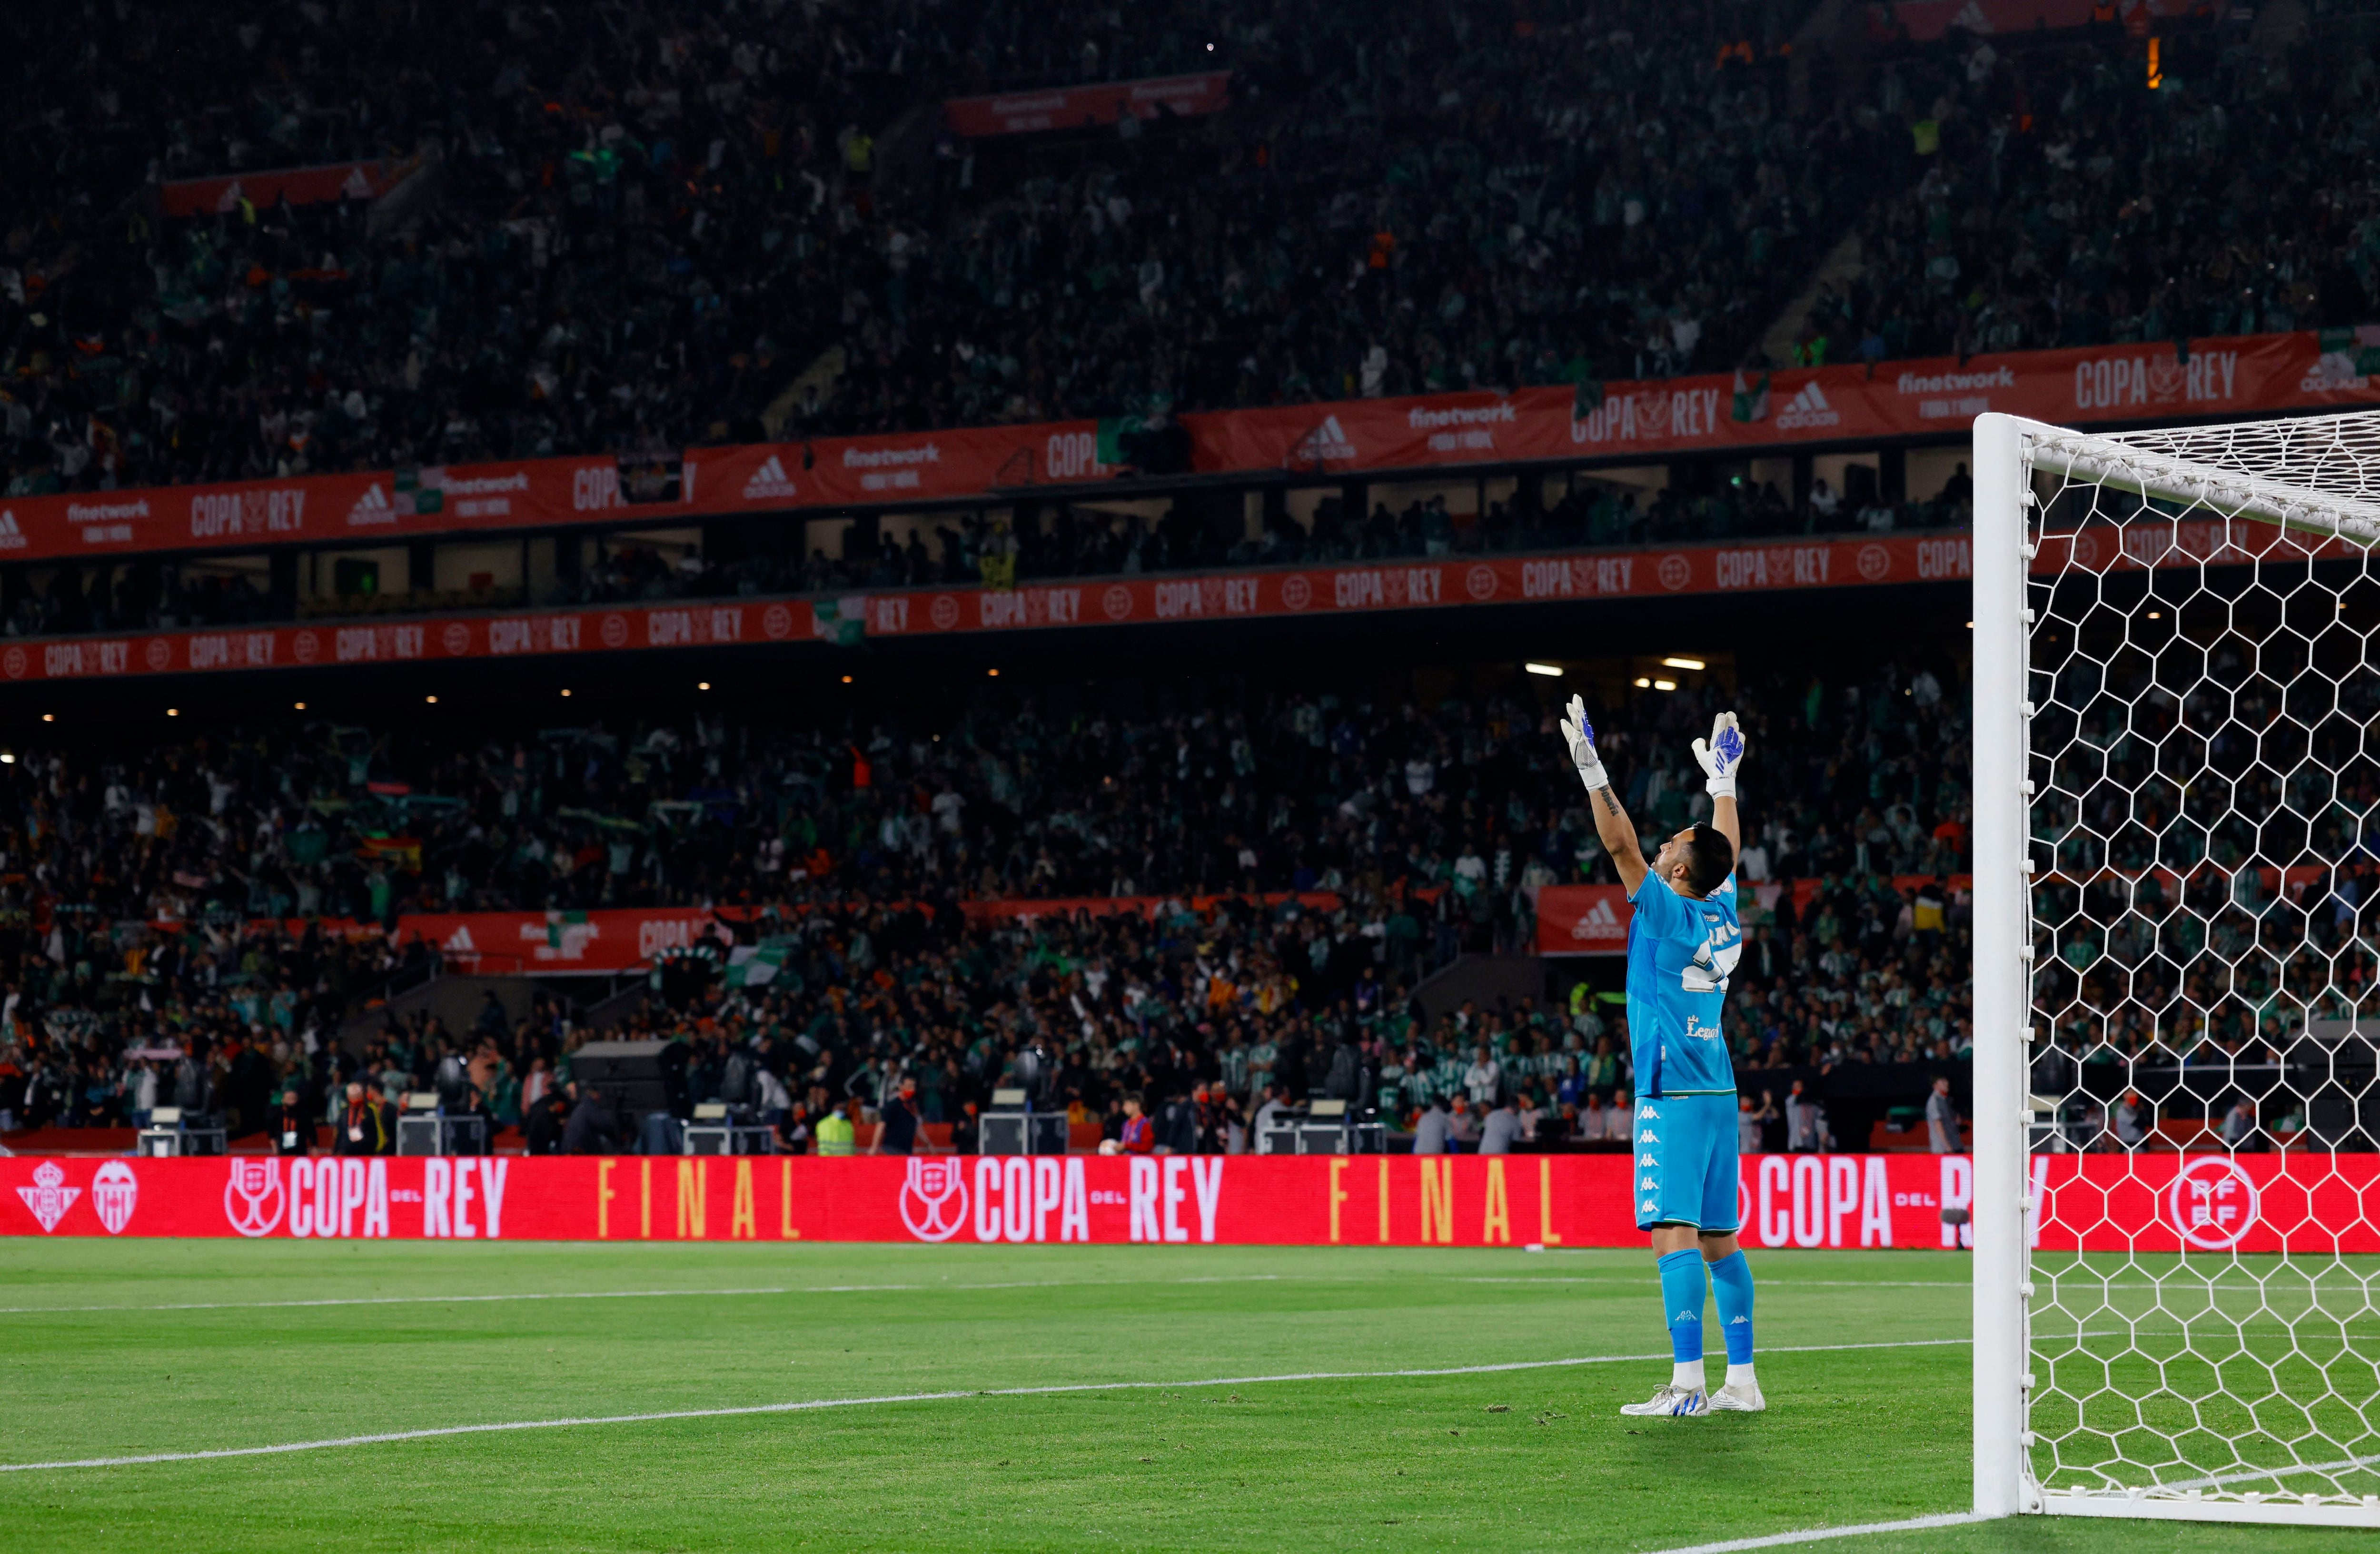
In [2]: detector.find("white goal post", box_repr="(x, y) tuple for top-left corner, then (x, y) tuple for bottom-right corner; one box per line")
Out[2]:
(1974, 408), (2380, 1527)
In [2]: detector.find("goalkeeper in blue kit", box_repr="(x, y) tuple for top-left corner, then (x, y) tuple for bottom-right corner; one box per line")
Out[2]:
(1558, 696), (1762, 1418)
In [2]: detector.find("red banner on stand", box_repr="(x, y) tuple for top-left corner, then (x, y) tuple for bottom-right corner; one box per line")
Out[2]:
(0, 507), (2362, 686)
(159, 159), (409, 217)
(0, 1152), (2361, 1253)
(11, 329), (2380, 572)
(943, 72), (1231, 137)
(1534, 885), (1634, 955)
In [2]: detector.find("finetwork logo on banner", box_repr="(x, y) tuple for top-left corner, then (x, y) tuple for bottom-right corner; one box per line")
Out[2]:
(742, 455), (799, 500)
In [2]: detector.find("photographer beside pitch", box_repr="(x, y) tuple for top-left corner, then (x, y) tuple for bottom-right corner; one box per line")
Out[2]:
(1558, 697), (1762, 1418)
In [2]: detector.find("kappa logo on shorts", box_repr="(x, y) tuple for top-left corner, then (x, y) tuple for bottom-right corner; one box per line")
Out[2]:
(1729, 1315), (1750, 1324)
(1640, 1105), (1661, 1119)
(1640, 1177), (1658, 1191)
(1639, 1130), (1659, 1143)
(1638, 1153), (1656, 1167)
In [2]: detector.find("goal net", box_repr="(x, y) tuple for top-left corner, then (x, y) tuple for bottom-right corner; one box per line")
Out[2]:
(1973, 409), (2380, 1528)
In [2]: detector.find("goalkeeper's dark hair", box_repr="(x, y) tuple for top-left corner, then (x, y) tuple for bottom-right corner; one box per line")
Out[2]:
(1679, 822), (1735, 898)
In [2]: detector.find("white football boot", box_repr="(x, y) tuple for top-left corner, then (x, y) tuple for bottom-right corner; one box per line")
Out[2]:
(1618, 1384), (1711, 1418)
(1710, 1376), (1766, 1413)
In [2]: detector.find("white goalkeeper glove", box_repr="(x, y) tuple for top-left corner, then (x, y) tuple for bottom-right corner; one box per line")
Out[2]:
(1692, 711), (1746, 799)
(1558, 694), (1610, 793)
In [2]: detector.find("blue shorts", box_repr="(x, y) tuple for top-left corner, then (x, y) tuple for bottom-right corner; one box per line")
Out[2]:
(1632, 1093), (1740, 1234)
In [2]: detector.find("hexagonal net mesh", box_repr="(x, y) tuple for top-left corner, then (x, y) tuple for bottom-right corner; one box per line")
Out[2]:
(2022, 410), (2380, 1519)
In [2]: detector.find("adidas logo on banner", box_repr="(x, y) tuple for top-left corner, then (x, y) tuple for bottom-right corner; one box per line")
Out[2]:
(1569, 897), (1623, 939)
(443, 926), (477, 952)
(1293, 415), (1358, 464)
(347, 483), (397, 526)
(0, 511), (25, 550)
(1775, 381), (1842, 431)
(742, 455), (798, 501)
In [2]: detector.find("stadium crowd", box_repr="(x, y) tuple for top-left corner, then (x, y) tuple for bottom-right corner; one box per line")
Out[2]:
(1790, 15), (2377, 364)
(0, 643), (1977, 1149)
(4, 0), (2361, 499)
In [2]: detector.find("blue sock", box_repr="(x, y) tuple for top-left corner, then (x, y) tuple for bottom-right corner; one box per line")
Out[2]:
(1709, 1250), (1755, 1366)
(1657, 1249), (1706, 1365)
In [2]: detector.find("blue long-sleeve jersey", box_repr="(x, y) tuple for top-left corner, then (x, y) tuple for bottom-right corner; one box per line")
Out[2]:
(1625, 870), (1741, 1099)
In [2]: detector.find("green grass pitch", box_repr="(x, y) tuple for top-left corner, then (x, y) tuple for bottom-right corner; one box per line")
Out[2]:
(0, 1241), (2373, 1553)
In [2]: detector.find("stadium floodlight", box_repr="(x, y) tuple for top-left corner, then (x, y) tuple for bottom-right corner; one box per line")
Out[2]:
(1660, 656), (1707, 671)
(1525, 662), (1563, 677)
(1974, 409), (2380, 1529)
(1652, 679), (1676, 692)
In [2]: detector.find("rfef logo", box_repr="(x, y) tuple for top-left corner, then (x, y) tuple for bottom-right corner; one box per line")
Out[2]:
(899, 1157), (969, 1242)
(2165, 1157), (2259, 1251)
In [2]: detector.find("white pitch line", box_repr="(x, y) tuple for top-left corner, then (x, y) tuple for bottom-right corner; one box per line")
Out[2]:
(0, 1270), (1994, 1317)
(1639, 1510), (1997, 1553)
(1462, 1278), (1975, 1289)
(0, 1336), (1971, 1474)
(0, 1273), (1290, 1317)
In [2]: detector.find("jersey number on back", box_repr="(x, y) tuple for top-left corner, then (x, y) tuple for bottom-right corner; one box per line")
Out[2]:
(1681, 921), (1741, 994)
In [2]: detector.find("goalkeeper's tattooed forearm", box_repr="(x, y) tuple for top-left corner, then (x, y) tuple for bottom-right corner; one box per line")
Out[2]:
(1599, 790), (1622, 816)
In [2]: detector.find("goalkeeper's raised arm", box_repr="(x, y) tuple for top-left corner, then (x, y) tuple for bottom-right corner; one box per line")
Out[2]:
(1555, 697), (1745, 899)
(1690, 711), (1744, 862)
(1558, 694), (1651, 895)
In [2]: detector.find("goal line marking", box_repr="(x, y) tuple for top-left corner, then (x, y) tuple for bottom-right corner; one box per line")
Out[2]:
(0, 1272), (1983, 1317)
(0, 1336), (1969, 1474)
(1639, 1510), (1997, 1553)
